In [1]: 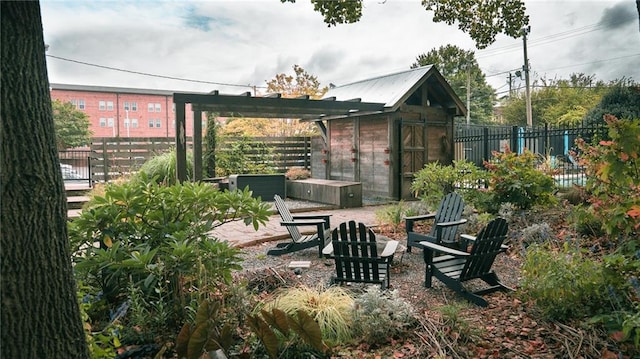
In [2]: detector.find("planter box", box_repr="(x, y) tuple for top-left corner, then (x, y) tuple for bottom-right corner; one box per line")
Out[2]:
(229, 174), (285, 200)
(286, 179), (362, 208)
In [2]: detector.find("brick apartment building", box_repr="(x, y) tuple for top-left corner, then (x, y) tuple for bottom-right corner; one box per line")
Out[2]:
(50, 83), (204, 138)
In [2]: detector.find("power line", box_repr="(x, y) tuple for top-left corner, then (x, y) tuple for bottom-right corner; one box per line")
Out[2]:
(46, 54), (267, 89)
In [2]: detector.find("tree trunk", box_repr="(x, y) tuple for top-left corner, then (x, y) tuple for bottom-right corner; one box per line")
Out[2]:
(1, 2), (89, 358)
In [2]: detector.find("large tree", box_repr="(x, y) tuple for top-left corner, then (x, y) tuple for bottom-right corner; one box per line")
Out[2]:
(412, 45), (496, 124)
(283, 0), (529, 49)
(1, 2), (89, 358)
(501, 74), (615, 126)
(53, 99), (93, 149)
(222, 65), (327, 137)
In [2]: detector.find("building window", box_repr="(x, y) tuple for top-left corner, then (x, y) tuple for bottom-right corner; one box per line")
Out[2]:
(107, 101), (114, 111)
(124, 102), (130, 111)
(99, 118), (106, 127)
(131, 102), (137, 111)
(172, 103), (175, 112)
(148, 103), (154, 112)
(155, 119), (162, 128)
(99, 101), (106, 111)
(131, 118), (138, 128)
(124, 118), (130, 128)
(154, 103), (161, 112)
(148, 119), (154, 128)
(107, 118), (114, 127)
(78, 99), (85, 110)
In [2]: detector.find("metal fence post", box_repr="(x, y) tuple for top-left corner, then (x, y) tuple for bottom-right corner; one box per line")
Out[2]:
(511, 126), (519, 153)
(482, 127), (490, 163)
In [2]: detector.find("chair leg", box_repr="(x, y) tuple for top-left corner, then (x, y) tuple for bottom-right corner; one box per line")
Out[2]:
(422, 248), (434, 288)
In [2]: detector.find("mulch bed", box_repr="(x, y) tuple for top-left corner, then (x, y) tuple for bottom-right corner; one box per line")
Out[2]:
(233, 206), (630, 358)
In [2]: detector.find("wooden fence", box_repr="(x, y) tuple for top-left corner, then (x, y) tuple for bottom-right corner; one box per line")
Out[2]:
(89, 136), (312, 182)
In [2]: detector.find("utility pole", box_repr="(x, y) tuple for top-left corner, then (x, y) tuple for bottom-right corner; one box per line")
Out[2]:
(466, 62), (471, 127)
(522, 26), (533, 127)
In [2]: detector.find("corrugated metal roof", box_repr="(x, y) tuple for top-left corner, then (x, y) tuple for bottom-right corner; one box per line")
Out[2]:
(322, 65), (434, 110)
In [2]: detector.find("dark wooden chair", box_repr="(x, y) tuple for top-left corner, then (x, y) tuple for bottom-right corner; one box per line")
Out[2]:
(405, 192), (467, 252)
(267, 194), (331, 257)
(322, 221), (398, 288)
(419, 218), (512, 307)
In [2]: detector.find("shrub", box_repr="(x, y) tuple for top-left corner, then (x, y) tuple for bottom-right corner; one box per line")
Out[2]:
(136, 149), (194, 185)
(285, 167), (311, 180)
(352, 286), (416, 345)
(520, 223), (554, 247)
(484, 148), (557, 210)
(265, 286), (354, 344)
(522, 244), (605, 320)
(216, 136), (276, 176)
(69, 175), (271, 341)
(575, 115), (640, 239)
(411, 160), (487, 208)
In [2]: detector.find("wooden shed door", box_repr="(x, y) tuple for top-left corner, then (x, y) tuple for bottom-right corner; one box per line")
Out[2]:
(399, 119), (426, 200)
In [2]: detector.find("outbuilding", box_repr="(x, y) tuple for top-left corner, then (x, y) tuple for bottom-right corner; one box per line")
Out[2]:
(173, 65), (466, 201)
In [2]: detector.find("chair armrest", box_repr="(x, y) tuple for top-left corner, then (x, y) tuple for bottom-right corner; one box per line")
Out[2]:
(280, 219), (327, 227)
(404, 213), (436, 232)
(460, 233), (509, 251)
(380, 240), (399, 258)
(435, 218), (468, 228)
(292, 214), (331, 228)
(404, 213), (436, 221)
(418, 241), (469, 257)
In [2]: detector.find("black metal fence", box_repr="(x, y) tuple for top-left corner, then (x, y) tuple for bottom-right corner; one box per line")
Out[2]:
(453, 123), (607, 187)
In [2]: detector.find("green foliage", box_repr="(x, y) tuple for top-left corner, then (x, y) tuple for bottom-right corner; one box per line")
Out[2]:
(69, 176), (271, 339)
(501, 74), (609, 126)
(285, 0), (527, 48)
(435, 302), (480, 343)
(77, 283), (121, 359)
(215, 136), (276, 176)
(570, 205), (606, 237)
(483, 148), (557, 210)
(52, 99), (92, 149)
(584, 85), (640, 125)
(175, 299), (235, 359)
(265, 286), (354, 344)
(575, 115), (640, 239)
(520, 223), (554, 247)
(411, 160), (487, 208)
(375, 201), (409, 231)
(136, 149), (194, 185)
(423, 0), (528, 48)
(247, 308), (326, 359)
(412, 45), (496, 124)
(352, 286), (416, 344)
(522, 244), (607, 320)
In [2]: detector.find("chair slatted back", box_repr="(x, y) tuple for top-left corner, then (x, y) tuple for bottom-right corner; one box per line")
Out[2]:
(332, 221), (381, 284)
(431, 192), (465, 243)
(274, 194), (301, 242)
(460, 218), (508, 281)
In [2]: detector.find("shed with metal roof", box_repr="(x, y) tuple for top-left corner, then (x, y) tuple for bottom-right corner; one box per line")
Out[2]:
(312, 65), (466, 200)
(173, 65), (465, 200)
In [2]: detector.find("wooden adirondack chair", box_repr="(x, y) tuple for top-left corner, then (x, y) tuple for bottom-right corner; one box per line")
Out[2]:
(322, 221), (398, 288)
(267, 194), (331, 257)
(405, 192), (467, 252)
(419, 218), (512, 307)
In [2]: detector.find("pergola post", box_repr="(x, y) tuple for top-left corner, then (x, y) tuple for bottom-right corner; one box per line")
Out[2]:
(193, 110), (202, 181)
(175, 99), (187, 182)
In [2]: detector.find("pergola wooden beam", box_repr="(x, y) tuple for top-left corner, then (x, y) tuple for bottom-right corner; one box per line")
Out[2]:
(173, 92), (385, 182)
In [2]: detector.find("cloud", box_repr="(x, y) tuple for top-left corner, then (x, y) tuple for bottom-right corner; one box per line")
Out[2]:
(599, 1), (637, 30)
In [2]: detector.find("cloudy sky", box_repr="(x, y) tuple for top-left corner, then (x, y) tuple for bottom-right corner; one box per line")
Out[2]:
(41, 0), (640, 97)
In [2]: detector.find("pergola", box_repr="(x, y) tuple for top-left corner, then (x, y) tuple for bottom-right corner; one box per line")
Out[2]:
(172, 91), (387, 182)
